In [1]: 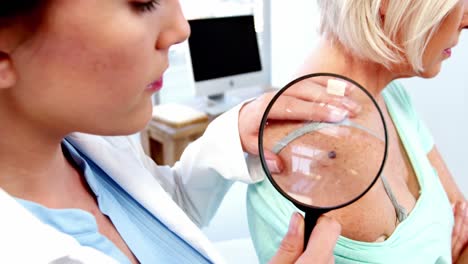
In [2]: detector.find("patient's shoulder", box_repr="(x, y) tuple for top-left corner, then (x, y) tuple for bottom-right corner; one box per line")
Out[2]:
(383, 81), (415, 114)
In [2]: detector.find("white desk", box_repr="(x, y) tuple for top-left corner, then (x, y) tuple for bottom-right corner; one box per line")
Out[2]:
(142, 86), (276, 165)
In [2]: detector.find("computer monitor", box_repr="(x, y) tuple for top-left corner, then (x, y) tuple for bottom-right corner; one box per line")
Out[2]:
(187, 15), (266, 101)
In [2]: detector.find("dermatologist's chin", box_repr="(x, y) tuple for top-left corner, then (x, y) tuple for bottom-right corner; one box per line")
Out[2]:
(121, 101), (154, 135)
(99, 100), (154, 136)
(117, 118), (152, 135)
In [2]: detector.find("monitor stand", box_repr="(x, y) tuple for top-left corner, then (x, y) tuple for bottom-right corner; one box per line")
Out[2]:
(204, 85), (274, 116)
(186, 86), (273, 116)
(203, 93), (238, 116)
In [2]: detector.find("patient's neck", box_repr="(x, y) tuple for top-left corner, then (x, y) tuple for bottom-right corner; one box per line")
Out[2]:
(297, 38), (398, 97)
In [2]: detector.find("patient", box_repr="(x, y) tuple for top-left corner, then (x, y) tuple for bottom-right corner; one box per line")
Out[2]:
(247, 0), (468, 263)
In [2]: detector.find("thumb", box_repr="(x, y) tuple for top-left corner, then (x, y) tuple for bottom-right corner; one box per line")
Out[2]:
(297, 215), (341, 264)
(269, 213), (304, 264)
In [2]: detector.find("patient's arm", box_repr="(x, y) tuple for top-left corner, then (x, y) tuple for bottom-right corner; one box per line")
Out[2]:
(428, 146), (465, 202)
(452, 200), (468, 263)
(428, 147), (468, 262)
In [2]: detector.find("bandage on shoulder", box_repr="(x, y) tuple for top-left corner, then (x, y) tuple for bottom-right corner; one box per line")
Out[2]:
(327, 79), (347, 97)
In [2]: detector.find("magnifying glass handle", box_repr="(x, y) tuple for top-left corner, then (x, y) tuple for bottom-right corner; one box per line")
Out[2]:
(303, 211), (321, 251)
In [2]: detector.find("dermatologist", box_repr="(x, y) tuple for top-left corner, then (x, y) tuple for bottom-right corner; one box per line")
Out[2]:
(0, 1), (356, 263)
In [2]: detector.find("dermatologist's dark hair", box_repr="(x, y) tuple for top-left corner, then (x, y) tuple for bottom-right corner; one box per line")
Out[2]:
(0, 1), (43, 19)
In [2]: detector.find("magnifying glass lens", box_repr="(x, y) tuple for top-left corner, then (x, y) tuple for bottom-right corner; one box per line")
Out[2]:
(260, 74), (387, 209)
(265, 120), (385, 207)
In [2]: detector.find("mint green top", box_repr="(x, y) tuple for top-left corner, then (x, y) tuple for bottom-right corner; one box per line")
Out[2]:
(247, 81), (454, 264)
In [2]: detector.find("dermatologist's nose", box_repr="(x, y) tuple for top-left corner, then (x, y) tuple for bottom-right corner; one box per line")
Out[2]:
(156, 0), (190, 50)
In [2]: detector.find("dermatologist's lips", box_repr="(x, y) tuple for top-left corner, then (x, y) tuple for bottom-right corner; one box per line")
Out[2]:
(146, 77), (164, 92)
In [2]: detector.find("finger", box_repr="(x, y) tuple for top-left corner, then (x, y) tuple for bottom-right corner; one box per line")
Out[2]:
(454, 202), (468, 261)
(459, 249), (468, 264)
(264, 149), (284, 174)
(269, 213), (305, 264)
(284, 81), (361, 116)
(452, 202), (461, 250)
(460, 204), (468, 247)
(267, 95), (349, 123)
(338, 97), (361, 117)
(297, 215), (341, 264)
(240, 133), (285, 173)
(453, 201), (467, 261)
(286, 76), (355, 96)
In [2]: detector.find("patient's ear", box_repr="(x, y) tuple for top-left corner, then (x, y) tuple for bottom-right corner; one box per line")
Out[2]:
(0, 52), (17, 89)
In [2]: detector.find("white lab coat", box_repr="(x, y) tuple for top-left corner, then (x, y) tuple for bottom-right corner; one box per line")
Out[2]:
(0, 103), (263, 263)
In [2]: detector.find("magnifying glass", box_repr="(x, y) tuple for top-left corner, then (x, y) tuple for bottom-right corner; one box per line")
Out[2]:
(258, 73), (388, 249)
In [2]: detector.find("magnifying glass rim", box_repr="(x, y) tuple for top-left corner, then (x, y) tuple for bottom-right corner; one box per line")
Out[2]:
(258, 72), (389, 210)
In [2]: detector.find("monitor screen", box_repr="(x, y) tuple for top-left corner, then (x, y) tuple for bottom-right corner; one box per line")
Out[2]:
(188, 15), (263, 83)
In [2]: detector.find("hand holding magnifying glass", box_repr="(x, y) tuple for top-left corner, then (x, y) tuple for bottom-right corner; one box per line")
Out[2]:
(239, 74), (362, 173)
(258, 73), (388, 249)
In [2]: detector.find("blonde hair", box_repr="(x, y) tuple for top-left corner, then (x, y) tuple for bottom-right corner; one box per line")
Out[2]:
(317, 0), (459, 72)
